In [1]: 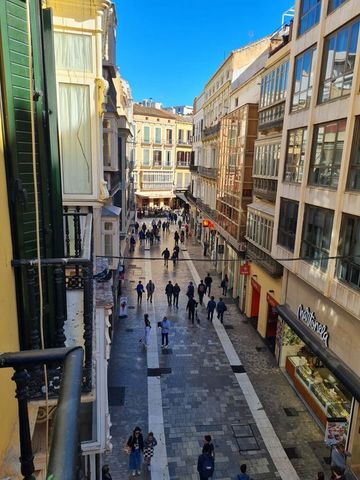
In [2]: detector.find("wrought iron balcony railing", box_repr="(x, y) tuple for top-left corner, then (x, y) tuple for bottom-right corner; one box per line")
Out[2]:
(198, 166), (218, 179)
(202, 122), (220, 140)
(0, 347), (83, 480)
(189, 162), (199, 173)
(252, 177), (277, 202)
(11, 210), (94, 399)
(245, 241), (283, 277)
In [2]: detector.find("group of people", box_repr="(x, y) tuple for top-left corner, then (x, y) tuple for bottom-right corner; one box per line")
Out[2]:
(124, 426), (157, 476)
(185, 275), (228, 324)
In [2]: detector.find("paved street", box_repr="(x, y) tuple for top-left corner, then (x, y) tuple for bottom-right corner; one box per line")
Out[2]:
(104, 222), (332, 480)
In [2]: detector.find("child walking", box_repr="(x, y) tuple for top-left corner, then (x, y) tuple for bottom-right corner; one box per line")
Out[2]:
(143, 432), (157, 471)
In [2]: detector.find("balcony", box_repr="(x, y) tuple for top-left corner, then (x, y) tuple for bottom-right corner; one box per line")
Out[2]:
(202, 122), (220, 140)
(198, 166), (218, 179)
(141, 183), (174, 191)
(177, 160), (190, 168)
(11, 209), (94, 399)
(253, 177), (277, 202)
(177, 139), (192, 145)
(245, 241), (283, 277)
(196, 199), (218, 224)
(258, 102), (285, 132)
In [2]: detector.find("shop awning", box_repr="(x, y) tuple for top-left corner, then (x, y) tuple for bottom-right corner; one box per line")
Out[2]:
(277, 304), (360, 403)
(175, 192), (188, 203)
(101, 205), (121, 217)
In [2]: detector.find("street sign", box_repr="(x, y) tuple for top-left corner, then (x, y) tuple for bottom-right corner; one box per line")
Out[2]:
(240, 263), (250, 275)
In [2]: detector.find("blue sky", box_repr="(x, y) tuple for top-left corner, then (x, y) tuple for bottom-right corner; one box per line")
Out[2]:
(114, 0), (294, 107)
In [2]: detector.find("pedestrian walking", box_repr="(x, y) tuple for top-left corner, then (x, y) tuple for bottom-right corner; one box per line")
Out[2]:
(162, 247), (170, 267)
(141, 222), (147, 232)
(173, 283), (180, 308)
(186, 296), (198, 324)
(236, 463), (252, 480)
(174, 231), (179, 246)
(126, 426), (144, 477)
(143, 432), (157, 472)
(186, 281), (195, 299)
(221, 274), (229, 296)
(171, 249), (178, 266)
(146, 280), (155, 303)
(197, 443), (214, 479)
(162, 222), (166, 233)
(178, 219), (182, 230)
(102, 465), (112, 480)
(185, 223), (189, 238)
(216, 298), (227, 323)
(134, 221), (139, 234)
(331, 441), (350, 474)
(130, 234), (136, 252)
(166, 221), (170, 232)
(136, 281), (145, 304)
(142, 314), (151, 349)
(203, 240), (209, 256)
(207, 296), (216, 321)
(180, 230), (185, 244)
(165, 281), (174, 306)
(204, 273), (213, 296)
(174, 244), (180, 256)
(160, 316), (170, 348)
(202, 435), (215, 458)
(198, 280), (206, 305)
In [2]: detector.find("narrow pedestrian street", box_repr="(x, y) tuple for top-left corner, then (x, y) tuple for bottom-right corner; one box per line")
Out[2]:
(105, 221), (332, 480)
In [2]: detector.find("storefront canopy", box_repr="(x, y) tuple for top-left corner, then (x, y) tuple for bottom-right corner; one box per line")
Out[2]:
(277, 304), (360, 403)
(175, 192), (188, 203)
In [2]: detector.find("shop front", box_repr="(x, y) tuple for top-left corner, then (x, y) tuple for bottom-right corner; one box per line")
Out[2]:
(276, 272), (360, 474)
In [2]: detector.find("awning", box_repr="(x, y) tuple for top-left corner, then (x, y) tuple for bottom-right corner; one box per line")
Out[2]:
(175, 192), (188, 203)
(101, 205), (121, 217)
(135, 191), (175, 198)
(277, 304), (360, 402)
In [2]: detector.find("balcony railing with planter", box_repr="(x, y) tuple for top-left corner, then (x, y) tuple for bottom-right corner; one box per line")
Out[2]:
(245, 241), (283, 277)
(202, 122), (220, 140)
(198, 166), (218, 179)
(253, 177), (277, 201)
(11, 209), (94, 400)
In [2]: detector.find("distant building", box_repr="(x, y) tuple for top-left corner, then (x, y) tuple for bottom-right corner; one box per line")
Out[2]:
(165, 105), (193, 115)
(138, 99), (163, 109)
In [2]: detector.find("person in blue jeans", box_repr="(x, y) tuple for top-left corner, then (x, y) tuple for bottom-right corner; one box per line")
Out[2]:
(136, 281), (145, 304)
(161, 316), (170, 348)
(126, 426), (144, 477)
(207, 296), (216, 321)
(216, 298), (227, 323)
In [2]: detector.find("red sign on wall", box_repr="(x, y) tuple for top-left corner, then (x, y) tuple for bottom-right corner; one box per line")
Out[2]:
(240, 263), (250, 275)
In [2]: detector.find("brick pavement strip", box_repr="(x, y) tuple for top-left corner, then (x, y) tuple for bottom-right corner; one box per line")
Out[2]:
(104, 223), (331, 480)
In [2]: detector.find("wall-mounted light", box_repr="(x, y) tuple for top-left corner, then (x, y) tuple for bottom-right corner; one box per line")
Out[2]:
(268, 289), (274, 294)
(252, 274), (257, 278)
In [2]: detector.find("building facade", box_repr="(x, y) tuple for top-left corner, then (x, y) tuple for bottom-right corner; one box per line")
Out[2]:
(272, 0), (360, 475)
(174, 115), (192, 193)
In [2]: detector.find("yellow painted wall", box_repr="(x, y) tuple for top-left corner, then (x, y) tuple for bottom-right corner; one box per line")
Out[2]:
(245, 262), (282, 338)
(0, 114), (20, 465)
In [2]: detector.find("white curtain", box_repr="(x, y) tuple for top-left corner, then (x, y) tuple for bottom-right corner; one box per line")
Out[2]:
(59, 83), (92, 194)
(54, 32), (92, 72)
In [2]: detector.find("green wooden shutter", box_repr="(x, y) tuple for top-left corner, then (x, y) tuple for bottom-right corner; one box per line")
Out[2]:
(0, 0), (64, 348)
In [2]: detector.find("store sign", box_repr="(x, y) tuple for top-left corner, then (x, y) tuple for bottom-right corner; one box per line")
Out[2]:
(240, 263), (250, 275)
(324, 418), (347, 446)
(297, 304), (329, 347)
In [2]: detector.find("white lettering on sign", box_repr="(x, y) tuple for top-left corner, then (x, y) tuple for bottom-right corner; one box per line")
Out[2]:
(297, 304), (329, 348)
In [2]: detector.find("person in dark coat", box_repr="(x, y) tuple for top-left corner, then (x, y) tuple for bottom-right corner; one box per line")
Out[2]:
(197, 443), (214, 479)
(186, 297), (198, 324)
(174, 231), (180, 246)
(165, 281), (174, 306)
(207, 296), (216, 321)
(162, 247), (170, 267)
(173, 283), (181, 308)
(126, 426), (144, 477)
(102, 465), (112, 480)
(198, 280), (206, 305)
(216, 298), (227, 324)
(204, 273), (213, 296)
(136, 281), (145, 304)
(186, 281), (195, 299)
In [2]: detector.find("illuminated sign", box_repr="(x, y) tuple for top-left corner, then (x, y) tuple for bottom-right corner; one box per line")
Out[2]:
(297, 304), (329, 347)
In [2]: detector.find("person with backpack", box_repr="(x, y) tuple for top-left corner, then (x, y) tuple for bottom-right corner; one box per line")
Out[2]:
(197, 443), (214, 479)
(162, 247), (170, 267)
(173, 283), (181, 308)
(197, 280), (206, 305)
(165, 281), (174, 306)
(207, 296), (216, 322)
(236, 463), (252, 480)
(216, 298), (227, 323)
(136, 281), (145, 305)
(204, 273), (213, 296)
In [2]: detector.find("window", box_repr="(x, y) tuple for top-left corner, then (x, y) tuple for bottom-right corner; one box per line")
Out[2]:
(309, 119), (346, 188)
(153, 150), (162, 166)
(328, 0), (348, 14)
(298, 0), (321, 36)
(253, 143), (280, 177)
(143, 126), (150, 143)
(337, 214), (360, 290)
(260, 60), (289, 108)
(301, 205), (334, 271)
(54, 33), (92, 72)
(177, 151), (191, 166)
(246, 212), (273, 252)
(178, 129), (184, 143)
(235, 98), (239, 108)
(187, 130), (191, 144)
(284, 128), (307, 183)
(155, 127), (161, 144)
(143, 149), (150, 165)
(142, 171), (173, 190)
(166, 129), (172, 144)
(319, 19), (360, 103)
(165, 151), (172, 166)
(104, 235), (113, 257)
(291, 46), (317, 112)
(278, 199), (299, 252)
(347, 116), (360, 191)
